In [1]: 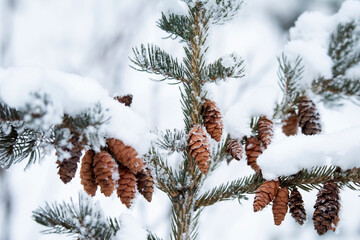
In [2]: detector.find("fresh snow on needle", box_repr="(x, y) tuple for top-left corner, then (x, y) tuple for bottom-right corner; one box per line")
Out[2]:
(259, 126), (360, 180)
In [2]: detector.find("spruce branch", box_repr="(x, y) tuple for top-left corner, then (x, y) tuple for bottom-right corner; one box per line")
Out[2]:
(130, 44), (186, 84)
(33, 193), (118, 240)
(0, 103), (22, 121)
(313, 21), (360, 105)
(158, 13), (193, 42)
(155, 129), (187, 154)
(0, 124), (45, 169)
(202, 54), (245, 83)
(205, 0), (244, 25)
(274, 54), (304, 119)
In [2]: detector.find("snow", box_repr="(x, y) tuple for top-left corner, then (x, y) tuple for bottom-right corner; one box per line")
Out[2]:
(0, 67), (152, 155)
(258, 126), (360, 180)
(114, 214), (147, 240)
(283, 0), (360, 88)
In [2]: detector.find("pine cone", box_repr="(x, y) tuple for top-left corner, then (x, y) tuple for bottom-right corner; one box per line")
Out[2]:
(136, 167), (154, 202)
(245, 137), (263, 173)
(114, 94), (133, 107)
(272, 187), (289, 226)
(56, 136), (84, 184)
(289, 187), (306, 225)
(298, 96), (321, 135)
(107, 138), (144, 173)
(258, 116), (273, 148)
(313, 181), (341, 236)
(93, 151), (117, 197)
(254, 180), (279, 212)
(226, 139), (243, 161)
(80, 150), (97, 196)
(202, 99), (223, 142)
(117, 165), (137, 208)
(282, 114), (299, 136)
(188, 125), (211, 174)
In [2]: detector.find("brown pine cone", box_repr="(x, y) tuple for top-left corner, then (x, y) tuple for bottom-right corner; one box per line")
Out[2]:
(226, 139), (243, 161)
(313, 181), (341, 236)
(202, 99), (223, 142)
(298, 96), (321, 135)
(289, 187), (306, 225)
(254, 180), (279, 212)
(107, 138), (144, 173)
(114, 94), (133, 107)
(188, 124), (211, 174)
(80, 150), (97, 196)
(282, 114), (299, 136)
(258, 116), (273, 148)
(245, 137), (263, 173)
(93, 151), (117, 197)
(117, 165), (137, 208)
(272, 187), (289, 226)
(56, 136), (84, 184)
(136, 167), (154, 202)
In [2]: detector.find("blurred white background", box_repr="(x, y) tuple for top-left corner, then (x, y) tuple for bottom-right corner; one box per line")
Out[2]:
(1, 0), (360, 239)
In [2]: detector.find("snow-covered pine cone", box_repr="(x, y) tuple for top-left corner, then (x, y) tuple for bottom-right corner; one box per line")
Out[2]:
(272, 187), (289, 226)
(289, 187), (306, 225)
(226, 138), (243, 161)
(245, 137), (263, 173)
(298, 96), (321, 135)
(56, 136), (84, 184)
(136, 167), (154, 202)
(107, 138), (144, 173)
(202, 99), (223, 142)
(114, 94), (133, 107)
(282, 114), (299, 136)
(188, 124), (211, 174)
(80, 150), (97, 196)
(313, 181), (340, 236)
(253, 180), (279, 212)
(93, 151), (117, 197)
(117, 165), (137, 208)
(258, 116), (273, 148)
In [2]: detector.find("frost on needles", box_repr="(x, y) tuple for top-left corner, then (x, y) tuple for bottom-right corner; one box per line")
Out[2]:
(0, 0), (359, 239)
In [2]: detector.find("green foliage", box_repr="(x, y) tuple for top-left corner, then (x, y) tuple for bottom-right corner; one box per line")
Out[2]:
(131, 44), (186, 84)
(33, 193), (119, 240)
(158, 13), (193, 42)
(274, 54), (303, 119)
(312, 21), (360, 105)
(155, 129), (187, 154)
(0, 124), (45, 169)
(202, 54), (245, 83)
(0, 103), (22, 121)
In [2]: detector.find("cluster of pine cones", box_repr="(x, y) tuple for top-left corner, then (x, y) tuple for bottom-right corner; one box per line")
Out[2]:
(254, 180), (341, 236)
(55, 95), (154, 208)
(187, 99), (223, 174)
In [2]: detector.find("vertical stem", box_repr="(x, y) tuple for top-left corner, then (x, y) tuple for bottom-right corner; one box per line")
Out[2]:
(171, 3), (207, 240)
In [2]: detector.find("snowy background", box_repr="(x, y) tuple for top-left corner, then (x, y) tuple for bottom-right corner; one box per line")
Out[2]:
(1, 0), (360, 239)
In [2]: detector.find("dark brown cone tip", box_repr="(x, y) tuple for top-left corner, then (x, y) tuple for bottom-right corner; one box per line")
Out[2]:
(107, 138), (144, 173)
(188, 125), (211, 174)
(245, 137), (263, 173)
(136, 167), (154, 202)
(313, 181), (341, 236)
(56, 136), (84, 184)
(226, 139), (243, 161)
(114, 94), (133, 107)
(258, 116), (273, 148)
(272, 187), (289, 226)
(282, 114), (299, 136)
(254, 180), (279, 212)
(117, 165), (137, 208)
(80, 150), (98, 196)
(93, 151), (116, 197)
(202, 99), (223, 142)
(298, 96), (322, 135)
(289, 188), (306, 225)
